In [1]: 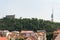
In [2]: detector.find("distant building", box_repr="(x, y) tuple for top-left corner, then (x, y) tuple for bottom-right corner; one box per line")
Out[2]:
(54, 33), (60, 40)
(36, 30), (46, 40)
(0, 30), (9, 37)
(4, 15), (15, 19)
(20, 30), (35, 37)
(20, 30), (37, 40)
(52, 29), (60, 40)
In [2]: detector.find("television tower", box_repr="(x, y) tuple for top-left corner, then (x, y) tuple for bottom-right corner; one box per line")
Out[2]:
(51, 8), (54, 22)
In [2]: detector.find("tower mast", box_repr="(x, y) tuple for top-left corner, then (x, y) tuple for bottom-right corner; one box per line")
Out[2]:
(51, 8), (54, 22)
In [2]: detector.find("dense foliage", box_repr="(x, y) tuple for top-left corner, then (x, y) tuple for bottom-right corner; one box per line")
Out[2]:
(15, 38), (24, 40)
(0, 18), (60, 32)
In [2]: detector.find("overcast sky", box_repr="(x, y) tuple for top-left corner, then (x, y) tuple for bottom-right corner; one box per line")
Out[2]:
(0, 0), (60, 22)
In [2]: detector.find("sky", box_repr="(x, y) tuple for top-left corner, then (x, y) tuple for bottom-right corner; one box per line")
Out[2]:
(0, 0), (60, 22)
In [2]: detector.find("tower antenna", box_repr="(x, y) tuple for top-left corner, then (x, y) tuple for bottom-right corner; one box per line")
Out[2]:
(51, 8), (54, 22)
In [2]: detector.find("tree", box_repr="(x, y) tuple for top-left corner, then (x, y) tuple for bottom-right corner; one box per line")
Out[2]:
(15, 38), (24, 40)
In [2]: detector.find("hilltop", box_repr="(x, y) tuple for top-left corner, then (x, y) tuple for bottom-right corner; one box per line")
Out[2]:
(0, 17), (60, 32)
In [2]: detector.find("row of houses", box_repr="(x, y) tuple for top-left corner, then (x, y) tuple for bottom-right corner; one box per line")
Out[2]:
(1, 29), (60, 40)
(0, 30), (47, 40)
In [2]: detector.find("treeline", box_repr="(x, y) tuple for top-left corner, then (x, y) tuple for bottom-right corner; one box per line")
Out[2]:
(0, 17), (60, 32)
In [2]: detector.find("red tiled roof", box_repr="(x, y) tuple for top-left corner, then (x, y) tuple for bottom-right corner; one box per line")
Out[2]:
(0, 37), (8, 40)
(53, 30), (60, 33)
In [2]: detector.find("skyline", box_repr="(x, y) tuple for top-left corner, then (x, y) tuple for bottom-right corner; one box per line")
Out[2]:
(0, 0), (60, 22)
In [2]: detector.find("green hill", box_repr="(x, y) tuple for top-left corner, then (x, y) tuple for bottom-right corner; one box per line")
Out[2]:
(0, 18), (60, 32)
